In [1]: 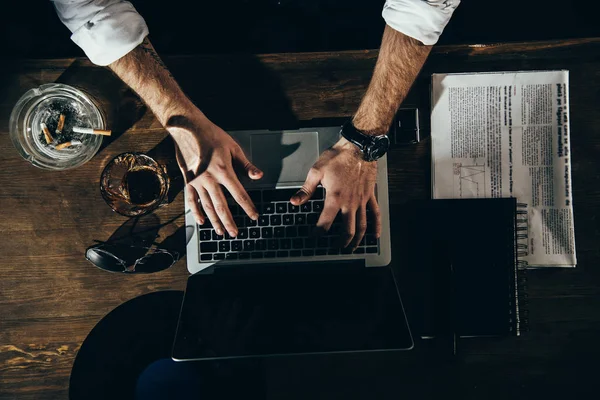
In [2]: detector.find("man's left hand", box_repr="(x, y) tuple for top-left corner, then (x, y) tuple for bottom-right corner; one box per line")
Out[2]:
(290, 137), (381, 249)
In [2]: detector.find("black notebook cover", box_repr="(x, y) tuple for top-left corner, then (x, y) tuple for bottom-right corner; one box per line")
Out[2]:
(399, 198), (527, 338)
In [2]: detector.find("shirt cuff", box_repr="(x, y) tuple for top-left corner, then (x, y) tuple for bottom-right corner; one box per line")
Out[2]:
(69, 2), (149, 66)
(382, 0), (460, 45)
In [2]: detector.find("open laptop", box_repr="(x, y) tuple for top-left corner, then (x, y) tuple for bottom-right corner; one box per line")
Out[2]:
(185, 126), (392, 274)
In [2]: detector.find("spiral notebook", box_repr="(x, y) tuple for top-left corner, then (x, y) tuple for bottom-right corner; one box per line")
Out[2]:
(400, 198), (528, 339)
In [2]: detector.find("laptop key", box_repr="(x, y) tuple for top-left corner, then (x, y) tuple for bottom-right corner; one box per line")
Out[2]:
(313, 187), (325, 200)
(232, 241), (243, 252)
(292, 238), (304, 249)
(277, 251), (289, 258)
(243, 240), (254, 251)
(251, 252), (264, 259)
(270, 215), (282, 225)
(258, 216), (269, 226)
(283, 215), (294, 225)
(302, 249), (314, 256)
(212, 231), (224, 241)
(290, 250), (302, 257)
(255, 240), (267, 251)
(276, 203), (287, 213)
(315, 249), (327, 256)
(307, 214), (318, 225)
(313, 201), (324, 212)
(327, 248), (340, 255)
(305, 238), (316, 248)
(199, 230), (211, 241)
(288, 203), (299, 213)
(239, 252), (251, 259)
(224, 231), (234, 240)
(261, 227), (273, 238)
(200, 242), (218, 253)
(219, 242), (230, 252)
(366, 247), (378, 254)
(200, 254), (212, 261)
(265, 251), (277, 258)
(366, 235), (378, 246)
(226, 253), (238, 260)
(317, 237), (328, 248)
(285, 226), (297, 237)
(280, 239), (291, 249)
(237, 228), (248, 239)
(262, 203), (275, 214)
(268, 239), (279, 250)
(297, 226), (309, 237)
(295, 214), (306, 225)
(274, 227), (285, 237)
(213, 253), (225, 260)
(300, 203), (311, 212)
(353, 247), (365, 254)
(250, 228), (260, 239)
(246, 217), (257, 227)
(341, 247), (353, 254)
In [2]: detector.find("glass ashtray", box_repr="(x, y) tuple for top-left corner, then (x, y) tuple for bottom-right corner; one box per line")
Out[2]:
(9, 83), (105, 170)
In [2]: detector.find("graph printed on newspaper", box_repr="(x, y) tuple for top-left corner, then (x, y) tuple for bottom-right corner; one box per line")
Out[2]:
(431, 70), (576, 267)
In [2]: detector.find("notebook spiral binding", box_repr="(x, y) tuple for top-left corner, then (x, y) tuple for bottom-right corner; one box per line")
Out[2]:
(510, 202), (530, 336)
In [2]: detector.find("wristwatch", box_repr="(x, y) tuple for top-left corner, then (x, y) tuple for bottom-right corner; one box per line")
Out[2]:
(340, 121), (390, 161)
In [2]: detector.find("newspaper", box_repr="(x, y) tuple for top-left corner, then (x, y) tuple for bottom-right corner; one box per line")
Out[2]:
(431, 71), (576, 267)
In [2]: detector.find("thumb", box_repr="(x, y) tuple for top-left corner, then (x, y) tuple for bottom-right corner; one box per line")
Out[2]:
(291, 168), (321, 205)
(234, 148), (263, 180)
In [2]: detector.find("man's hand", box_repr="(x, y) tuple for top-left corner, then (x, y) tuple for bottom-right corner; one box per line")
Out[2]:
(290, 137), (381, 249)
(168, 114), (263, 237)
(290, 26), (432, 247)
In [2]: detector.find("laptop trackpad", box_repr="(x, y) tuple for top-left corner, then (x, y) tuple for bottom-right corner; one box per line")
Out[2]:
(250, 132), (319, 185)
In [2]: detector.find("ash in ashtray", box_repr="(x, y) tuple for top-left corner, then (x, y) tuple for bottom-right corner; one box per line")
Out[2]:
(37, 100), (89, 147)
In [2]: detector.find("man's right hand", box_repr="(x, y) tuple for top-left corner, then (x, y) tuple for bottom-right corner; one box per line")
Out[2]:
(167, 112), (263, 237)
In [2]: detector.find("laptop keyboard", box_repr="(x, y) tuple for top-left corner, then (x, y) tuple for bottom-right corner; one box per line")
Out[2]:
(197, 187), (380, 262)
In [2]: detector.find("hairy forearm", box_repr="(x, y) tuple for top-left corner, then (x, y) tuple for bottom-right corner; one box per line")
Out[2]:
(353, 25), (432, 135)
(108, 37), (200, 126)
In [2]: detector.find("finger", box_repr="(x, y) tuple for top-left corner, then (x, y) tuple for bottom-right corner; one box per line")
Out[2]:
(340, 208), (357, 248)
(186, 184), (206, 225)
(206, 182), (238, 237)
(197, 185), (225, 236)
(315, 196), (340, 234)
(368, 194), (382, 238)
(233, 148), (263, 180)
(291, 167), (322, 205)
(221, 173), (259, 220)
(350, 204), (367, 250)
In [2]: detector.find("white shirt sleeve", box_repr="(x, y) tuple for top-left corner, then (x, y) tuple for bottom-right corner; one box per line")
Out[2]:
(382, 0), (460, 45)
(52, 0), (149, 66)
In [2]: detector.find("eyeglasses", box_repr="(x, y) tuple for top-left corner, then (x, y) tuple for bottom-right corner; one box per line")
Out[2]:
(86, 242), (179, 274)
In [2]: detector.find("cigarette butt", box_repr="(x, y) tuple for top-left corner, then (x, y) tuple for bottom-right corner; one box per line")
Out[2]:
(40, 122), (54, 144)
(55, 141), (72, 150)
(55, 139), (82, 150)
(56, 114), (65, 134)
(72, 126), (112, 136)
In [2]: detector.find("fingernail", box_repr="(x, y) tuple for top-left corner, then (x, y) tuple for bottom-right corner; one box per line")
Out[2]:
(229, 230), (238, 237)
(252, 213), (259, 221)
(215, 228), (223, 235)
(252, 169), (261, 175)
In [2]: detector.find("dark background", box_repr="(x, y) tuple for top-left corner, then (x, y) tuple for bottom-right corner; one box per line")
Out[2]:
(3, 1), (599, 59)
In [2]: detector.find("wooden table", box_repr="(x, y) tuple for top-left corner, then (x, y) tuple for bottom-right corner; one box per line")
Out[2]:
(1, 38), (600, 399)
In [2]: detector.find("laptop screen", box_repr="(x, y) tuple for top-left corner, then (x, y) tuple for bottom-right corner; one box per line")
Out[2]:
(172, 262), (413, 360)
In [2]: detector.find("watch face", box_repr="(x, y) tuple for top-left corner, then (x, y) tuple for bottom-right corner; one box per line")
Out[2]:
(366, 136), (390, 161)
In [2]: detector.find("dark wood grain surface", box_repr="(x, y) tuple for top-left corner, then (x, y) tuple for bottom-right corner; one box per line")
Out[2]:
(1, 38), (600, 399)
